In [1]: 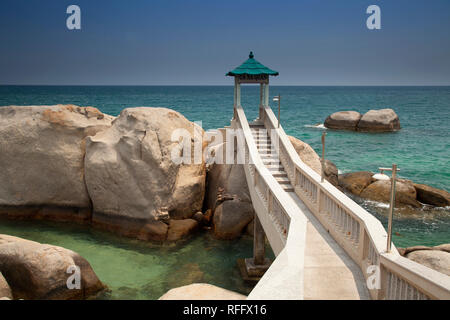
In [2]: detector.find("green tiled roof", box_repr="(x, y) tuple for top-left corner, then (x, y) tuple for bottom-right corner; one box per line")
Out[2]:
(226, 52), (279, 76)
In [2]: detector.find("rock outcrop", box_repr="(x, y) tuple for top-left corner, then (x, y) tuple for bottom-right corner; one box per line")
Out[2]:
(0, 105), (113, 222)
(206, 158), (255, 240)
(413, 183), (450, 207)
(288, 136), (339, 187)
(204, 135), (255, 240)
(159, 283), (246, 300)
(357, 108), (400, 132)
(84, 107), (206, 241)
(360, 179), (421, 208)
(338, 171), (374, 196)
(0, 234), (106, 300)
(78, 107), (207, 241)
(399, 244), (450, 276)
(85, 108), (206, 238)
(339, 170), (449, 210)
(323, 108), (400, 132)
(213, 198), (254, 240)
(0, 105), (206, 243)
(0, 272), (12, 300)
(324, 111), (362, 130)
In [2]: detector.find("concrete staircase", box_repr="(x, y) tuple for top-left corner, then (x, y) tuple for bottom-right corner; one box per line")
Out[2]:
(250, 124), (294, 193)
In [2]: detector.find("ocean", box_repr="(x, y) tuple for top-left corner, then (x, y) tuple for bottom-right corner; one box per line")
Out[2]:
(0, 85), (448, 298)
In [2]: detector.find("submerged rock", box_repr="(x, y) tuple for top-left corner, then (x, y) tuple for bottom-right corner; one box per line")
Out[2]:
(357, 108), (400, 132)
(324, 111), (362, 131)
(167, 219), (199, 242)
(0, 105), (113, 222)
(159, 283), (246, 300)
(85, 107), (206, 240)
(0, 234), (106, 300)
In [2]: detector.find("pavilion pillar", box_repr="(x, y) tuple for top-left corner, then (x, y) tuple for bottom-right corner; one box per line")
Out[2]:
(233, 78), (237, 119)
(244, 214), (271, 277)
(258, 83), (264, 120)
(236, 81), (241, 107)
(264, 81), (269, 106)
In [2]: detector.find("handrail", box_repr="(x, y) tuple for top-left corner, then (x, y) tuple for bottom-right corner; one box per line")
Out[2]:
(233, 105), (308, 300)
(260, 105), (450, 300)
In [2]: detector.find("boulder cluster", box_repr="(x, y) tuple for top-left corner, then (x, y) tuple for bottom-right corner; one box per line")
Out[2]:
(324, 109), (400, 132)
(338, 171), (450, 208)
(0, 105), (206, 242)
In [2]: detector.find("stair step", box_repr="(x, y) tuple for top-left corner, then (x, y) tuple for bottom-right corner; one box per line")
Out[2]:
(276, 177), (291, 183)
(263, 159), (281, 165)
(267, 165), (285, 171)
(271, 171), (288, 177)
(260, 154), (277, 159)
(282, 185), (295, 192)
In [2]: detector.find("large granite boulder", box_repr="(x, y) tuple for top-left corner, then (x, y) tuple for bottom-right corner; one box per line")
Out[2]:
(338, 171), (374, 196)
(206, 160), (254, 239)
(0, 105), (113, 222)
(324, 111), (362, 130)
(159, 283), (246, 300)
(0, 234), (106, 300)
(213, 199), (254, 240)
(288, 136), (339, 187)
(360, 179), (421, 208)
(85, 107), (206, 241)
(413, 183), (450, 207)
(406, 250), (450, 276)
(0, 272), (12, 299)
(357, 108), (400, 132)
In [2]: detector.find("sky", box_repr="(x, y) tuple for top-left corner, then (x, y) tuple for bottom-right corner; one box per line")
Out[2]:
(1, 0), (450, 85)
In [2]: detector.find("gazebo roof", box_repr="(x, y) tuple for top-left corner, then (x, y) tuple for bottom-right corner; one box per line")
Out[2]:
(226, 52), (279, 77)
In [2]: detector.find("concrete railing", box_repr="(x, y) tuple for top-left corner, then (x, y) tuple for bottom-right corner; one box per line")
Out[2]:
(260, 105), (450, 300)
(232, 105), (308, 300)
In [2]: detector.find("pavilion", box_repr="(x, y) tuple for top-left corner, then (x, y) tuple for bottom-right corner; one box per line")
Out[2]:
(226, 52), (278, 120)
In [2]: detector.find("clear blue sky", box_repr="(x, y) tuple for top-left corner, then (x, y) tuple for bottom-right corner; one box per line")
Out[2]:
(1, 0), (449, 85)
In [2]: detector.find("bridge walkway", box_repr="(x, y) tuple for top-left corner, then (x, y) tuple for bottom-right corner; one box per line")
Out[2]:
(251, 124), (370, 300)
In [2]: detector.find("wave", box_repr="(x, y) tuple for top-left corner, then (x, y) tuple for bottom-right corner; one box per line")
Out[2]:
(304, 123), (326, 129)
(363, 199), (390, 209)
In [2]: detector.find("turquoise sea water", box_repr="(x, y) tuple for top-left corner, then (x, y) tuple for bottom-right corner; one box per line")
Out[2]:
(0, 85), (449, 298)
(0, 218), (273, 299)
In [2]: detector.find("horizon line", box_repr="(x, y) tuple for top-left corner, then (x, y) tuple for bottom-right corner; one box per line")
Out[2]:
(2, 84), (450, 87)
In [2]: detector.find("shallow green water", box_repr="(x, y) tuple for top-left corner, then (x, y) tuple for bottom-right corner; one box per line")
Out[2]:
(0, 219), (274, 300)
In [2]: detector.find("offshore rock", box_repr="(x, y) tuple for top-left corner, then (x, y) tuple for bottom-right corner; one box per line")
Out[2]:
(357, 108), (400, 132)
(324, 111), (362, 130)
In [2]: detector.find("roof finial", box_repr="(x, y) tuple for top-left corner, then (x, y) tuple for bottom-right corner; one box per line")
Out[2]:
(249, 51), (254, 59)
